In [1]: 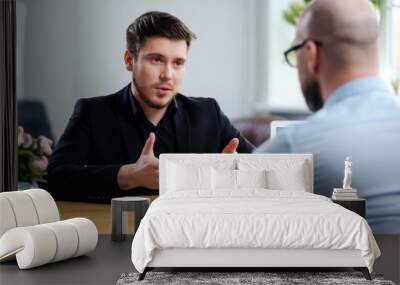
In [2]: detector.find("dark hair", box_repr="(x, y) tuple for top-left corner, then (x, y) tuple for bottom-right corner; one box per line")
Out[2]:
(126, 11), (196, 58)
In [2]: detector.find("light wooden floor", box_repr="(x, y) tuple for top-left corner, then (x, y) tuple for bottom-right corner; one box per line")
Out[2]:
(56, 195), (157, 234)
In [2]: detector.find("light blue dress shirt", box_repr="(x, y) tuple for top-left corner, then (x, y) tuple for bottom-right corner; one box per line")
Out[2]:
(256, 77), (400, 234)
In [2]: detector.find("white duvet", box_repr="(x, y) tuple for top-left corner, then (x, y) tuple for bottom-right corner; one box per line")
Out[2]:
(131, 190), (380, 273)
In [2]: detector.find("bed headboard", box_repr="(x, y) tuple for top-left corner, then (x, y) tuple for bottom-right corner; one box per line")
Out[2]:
(159, 154), (313, 195)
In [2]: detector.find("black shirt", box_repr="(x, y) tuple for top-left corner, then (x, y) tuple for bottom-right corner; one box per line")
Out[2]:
(129, 91), (178, 158)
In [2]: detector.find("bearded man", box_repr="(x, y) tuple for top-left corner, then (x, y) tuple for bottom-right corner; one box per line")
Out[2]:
(255, 0), (400, 234)
(48, 11), (253, 202)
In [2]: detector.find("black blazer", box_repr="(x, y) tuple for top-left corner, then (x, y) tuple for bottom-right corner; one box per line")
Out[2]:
(47, 84), (254, 202)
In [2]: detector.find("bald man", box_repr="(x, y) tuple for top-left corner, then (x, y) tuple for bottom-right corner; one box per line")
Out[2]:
(256, 0), (400, 234)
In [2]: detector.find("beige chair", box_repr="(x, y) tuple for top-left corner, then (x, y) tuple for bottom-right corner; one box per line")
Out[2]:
(0, 189), (98, 269)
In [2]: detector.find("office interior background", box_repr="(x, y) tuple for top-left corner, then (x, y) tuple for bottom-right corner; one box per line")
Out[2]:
(15, 0), (400, 142)
(1, 1), (399, 284)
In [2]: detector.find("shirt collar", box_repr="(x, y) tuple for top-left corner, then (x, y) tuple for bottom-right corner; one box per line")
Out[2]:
(323, 76), (393, 109)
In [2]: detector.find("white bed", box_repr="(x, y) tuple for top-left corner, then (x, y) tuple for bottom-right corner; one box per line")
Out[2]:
(131, 154), (380, 280)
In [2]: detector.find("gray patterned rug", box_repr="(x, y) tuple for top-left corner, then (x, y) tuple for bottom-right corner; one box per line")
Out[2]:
(116, 272), (396, 285)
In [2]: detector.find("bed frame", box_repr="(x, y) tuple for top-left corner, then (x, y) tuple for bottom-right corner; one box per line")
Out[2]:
(139, 248), (371, 280)
(138, 154), (372, 281)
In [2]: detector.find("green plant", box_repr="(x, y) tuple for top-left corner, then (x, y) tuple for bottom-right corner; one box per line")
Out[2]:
(393, 78), (400, 94)
(283, 0), (381, 26)
(283, 0), (312, 26)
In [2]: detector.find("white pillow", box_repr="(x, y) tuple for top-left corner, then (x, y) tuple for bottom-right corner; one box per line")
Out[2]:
(212, 169), (236, 190)
(211, 169), (268, 190)
(167, 162), (212, 192)
(237, 159), (309, 191)
(266, 161), (308, 191)
(236, 169), (267, 189)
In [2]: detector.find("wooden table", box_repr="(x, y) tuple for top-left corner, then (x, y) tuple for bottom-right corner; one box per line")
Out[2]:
(56, 196), (157, 234)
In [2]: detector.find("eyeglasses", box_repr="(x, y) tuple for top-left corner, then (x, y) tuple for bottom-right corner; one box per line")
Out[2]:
(283, 39), (323, 68)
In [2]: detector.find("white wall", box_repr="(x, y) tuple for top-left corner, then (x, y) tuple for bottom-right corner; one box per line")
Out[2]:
(17, 0), (262, 140)
(17, 0), (79, 140)
(255, 0), (307, 113)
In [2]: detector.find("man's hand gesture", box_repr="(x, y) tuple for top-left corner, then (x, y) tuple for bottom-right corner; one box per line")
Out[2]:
(117, 133), (159, 190)
(222, 138), (239, 153)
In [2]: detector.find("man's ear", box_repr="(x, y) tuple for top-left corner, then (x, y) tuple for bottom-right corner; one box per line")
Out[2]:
(305, 41), (320, 75)
(124, 49), (134, 72)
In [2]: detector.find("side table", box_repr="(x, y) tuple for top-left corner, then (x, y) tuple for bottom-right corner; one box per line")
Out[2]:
(332, 198), (366, 218)
(111, 197), (150, 242)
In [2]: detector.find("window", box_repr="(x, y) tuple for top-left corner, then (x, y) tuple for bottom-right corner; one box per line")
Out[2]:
(380, 0), (400, 92)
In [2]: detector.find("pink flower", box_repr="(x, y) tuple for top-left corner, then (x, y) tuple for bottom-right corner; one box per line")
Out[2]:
(17, 127), (25, 147)
(22, 133), (33, 148)
(30, 156), (48, 173)
(37, 136), (53, 156)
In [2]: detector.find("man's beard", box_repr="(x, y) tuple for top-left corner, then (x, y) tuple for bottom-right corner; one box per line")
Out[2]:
(301, 77), (324, 112)
(132, 76), (174, 110)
